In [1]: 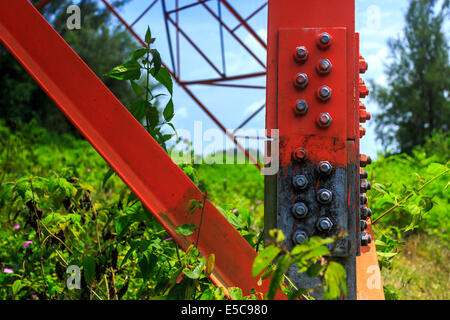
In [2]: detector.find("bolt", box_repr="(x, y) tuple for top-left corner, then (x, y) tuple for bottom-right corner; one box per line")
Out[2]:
(360, 169), (369, 179)
(360, 206), (372, 220)
(359, 126), (366, 138)
(318, 161), (333, 176)
(316, 59), (332, 75)
(293, 175), (308, 190)
(317, 85), (332, 101)
(361, 232), (372, 246)
(317, 189), (333, 204)
(317, 217), (333, 232)
(360, 194), (368, 205)
(293, 148), (307, 162)
(359, 55), (368, 74)
(294, 46), (309, 62)
(359, 78), (369, 98)
(360, 180), (371, 193)
(292, 202), (309, 219)
(360, 154), (372, 167)
(360, 109), (371, 123)
(317, 32), (332, 49)
(316, 113), (333, 128)
(292, 230), (309, 245)
(360, 219), (368, 231)
(294, 73), (309, 89)
(294, 99), (309, 115)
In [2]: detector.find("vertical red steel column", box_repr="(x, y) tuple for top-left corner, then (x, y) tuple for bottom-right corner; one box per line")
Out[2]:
(265, 0), (383, 299)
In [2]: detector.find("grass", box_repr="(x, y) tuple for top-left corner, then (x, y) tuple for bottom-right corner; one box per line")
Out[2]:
(381, 233), (449, 300)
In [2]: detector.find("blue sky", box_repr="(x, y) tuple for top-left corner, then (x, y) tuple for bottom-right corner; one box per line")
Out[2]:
(109, 0), (414, 157)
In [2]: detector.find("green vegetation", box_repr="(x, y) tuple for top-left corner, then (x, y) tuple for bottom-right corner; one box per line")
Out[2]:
(370, 0), (449, 153)
(0, 120), (448, 299)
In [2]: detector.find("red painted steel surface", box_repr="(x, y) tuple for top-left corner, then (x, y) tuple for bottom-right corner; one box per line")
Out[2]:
(0, 0), (271, 296)
(266, 0), (384, 299)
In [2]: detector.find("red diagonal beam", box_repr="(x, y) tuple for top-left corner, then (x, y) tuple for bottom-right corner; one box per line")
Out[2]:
(0, 0), (270, 296)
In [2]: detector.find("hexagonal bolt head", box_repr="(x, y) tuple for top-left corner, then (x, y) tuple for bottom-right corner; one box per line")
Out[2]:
(318, 161), (333, 176)
(294, 73), (309, 89)
(294, 46), (309, 62)
(317, 32), (332, 49)
(360, 206), (372, 220)
(294, 99), (309, 116)
(317, 189), (333, 204)
(317, 86), (332, 102)
(359, 126), (366, 138)
(292, 202), (309, 219)
(359, 78), (369, 98)
(293, 175), (308, 190)
(360, 109), (371, 123)
(316, 113), (333, 128)
(359, 55), (368, 74)
(316, 59), (332, 74)
(292, 147), (307, 162)
(360, 180), (371, 193)
(317, 217), (333, 232)
(360, 169), (369, 180)
(292, 230), (309, 245)
(360, 194), (368, 205)
(360, 154), (372, 167)
(361, 232), (372, 246)
(360, 219), (369, 231)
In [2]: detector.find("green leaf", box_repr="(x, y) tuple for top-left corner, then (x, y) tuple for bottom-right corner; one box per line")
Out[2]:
(104, 60), (141, 81)
(102, 168), (115, 188)
(323, 261), (347, 300)
(205, 254), (215, 277)
(151, 49), (162, 76)
(128, 100), (148, 121)
(139, 252), (157, 280)
(145, 27), (152, 45)
(182, 257), (206, 279)
(83, 255), (96, 286)
(131, 48), (148, 61)
(252, 245), (281, 278)
(228, 287), (243, 300)
(265, 254), (290, 300)
(306, 262), (324, 278)
(163, 99), (175, 122)
(176, 223), (198, 236)
(130, 81), (144, 96)
(12, 280), (23, 295)
(152, 67), (173, 95)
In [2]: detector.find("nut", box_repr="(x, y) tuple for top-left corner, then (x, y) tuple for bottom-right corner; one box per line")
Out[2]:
(360, 154), (372, 167)
(294, 46), (309, 63)
(292, 230), (309, 245)
(317, 189), (333, 204)
(292, 202), (308, 219)
(359, 126), (366, 138)
(317, 32), (332, 49)
(317, 217), (333, 232)
(293, 175), (308, 190)
(360, 194), (368, 205)
(316, 59), (332, 74)
(359, 55), (368, 74)
(294, 99), (309, 115)
(316, 113), (333, 128)
(294, 73), (309, 89)
(360, 206), (372, 220)
(293, 148), (307, 162)
(360, 180), (371, 193)
(360, 169), (369, 179)
(360, 219), (368, 231)
(317, 85), (332, 101)
(359, 78), (369, 98)
(361, 232), (372, 246)
(318, 161), (333, 176)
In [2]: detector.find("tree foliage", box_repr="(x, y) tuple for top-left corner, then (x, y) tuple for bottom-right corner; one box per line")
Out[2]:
(370, 0), (449, 153)
(0, 0), (136, 135)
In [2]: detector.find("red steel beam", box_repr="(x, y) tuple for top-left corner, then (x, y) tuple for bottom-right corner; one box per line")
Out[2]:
(36, 0), (52, 11)
(131, 0), (159, 27)
(0, 0), (269, 296)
